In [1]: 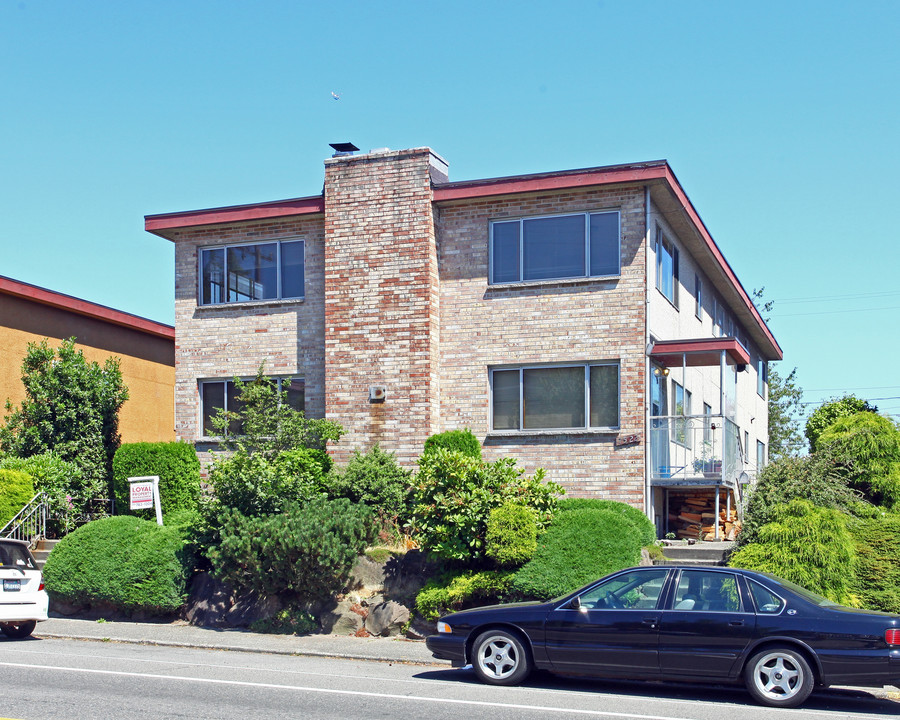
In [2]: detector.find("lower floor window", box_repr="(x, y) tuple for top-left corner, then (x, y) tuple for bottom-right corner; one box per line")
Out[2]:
(491, 362), (619, 431)
(200, 377), (304, 435)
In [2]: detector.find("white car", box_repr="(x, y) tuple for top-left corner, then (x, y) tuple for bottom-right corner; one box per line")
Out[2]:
(0, 538), (49, 638)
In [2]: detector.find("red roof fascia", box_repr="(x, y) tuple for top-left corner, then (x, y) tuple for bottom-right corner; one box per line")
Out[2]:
(650, 338), (751, 367)
(0, 276), (174, 341)
(145, 195), (325, 235)
(432, 163), (670, 202)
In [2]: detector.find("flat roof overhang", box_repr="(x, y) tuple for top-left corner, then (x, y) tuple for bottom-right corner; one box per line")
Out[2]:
(649, 337), (751, 368)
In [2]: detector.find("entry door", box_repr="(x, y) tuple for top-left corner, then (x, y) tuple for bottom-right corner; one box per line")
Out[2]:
(650, 365), (670, 477)
(544, 568), (670, 676)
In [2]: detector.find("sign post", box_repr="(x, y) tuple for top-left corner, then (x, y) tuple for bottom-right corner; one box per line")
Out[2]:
(128, 475), (163, 525)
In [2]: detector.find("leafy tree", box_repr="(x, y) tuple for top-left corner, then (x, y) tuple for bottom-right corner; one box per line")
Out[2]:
(0, 338), (128, 495)
(767, 366), (804, 459)
(818, 412), (900, 509)
(805, 395), (877, 452)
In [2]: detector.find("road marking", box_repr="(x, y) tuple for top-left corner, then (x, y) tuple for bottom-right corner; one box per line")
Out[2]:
(0, 660), (697, 719)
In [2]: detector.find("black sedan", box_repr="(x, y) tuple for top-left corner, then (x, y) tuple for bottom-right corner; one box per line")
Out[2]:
(426, 565), (900, 708)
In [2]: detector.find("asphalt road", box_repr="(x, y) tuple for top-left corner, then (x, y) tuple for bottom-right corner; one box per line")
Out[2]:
(0, 637), (896, 720)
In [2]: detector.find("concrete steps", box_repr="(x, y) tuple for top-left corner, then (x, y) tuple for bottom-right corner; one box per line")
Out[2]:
(33, 539), (60, 570)
(654, 541), (734, 567)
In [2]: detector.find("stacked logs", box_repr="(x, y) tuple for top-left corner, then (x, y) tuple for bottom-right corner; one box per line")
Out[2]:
(667, 491), (741, 541)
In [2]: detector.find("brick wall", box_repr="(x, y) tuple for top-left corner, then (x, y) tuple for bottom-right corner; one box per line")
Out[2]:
(435, 186), (648, 504)
(322, 148), (444, 466)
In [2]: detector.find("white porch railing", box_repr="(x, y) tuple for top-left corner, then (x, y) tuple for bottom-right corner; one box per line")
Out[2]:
(0, 493), (47, 549)
(649, 415), (746, 488)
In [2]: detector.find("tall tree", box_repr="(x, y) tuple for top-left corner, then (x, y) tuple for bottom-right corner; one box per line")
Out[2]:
(767, 365), (805, 459)
(805, 395), (877, 452)
(1, 338), (129, 495)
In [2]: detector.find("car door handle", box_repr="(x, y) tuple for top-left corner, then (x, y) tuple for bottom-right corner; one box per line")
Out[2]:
(729, 620), (744, 627)
(642, 617), (659, 629)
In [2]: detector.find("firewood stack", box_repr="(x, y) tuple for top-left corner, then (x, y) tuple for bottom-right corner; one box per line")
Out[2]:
(667, 491), (741, 541)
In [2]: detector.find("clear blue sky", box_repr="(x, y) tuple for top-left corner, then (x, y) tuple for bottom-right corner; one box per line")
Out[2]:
(2, 0), (898, 425)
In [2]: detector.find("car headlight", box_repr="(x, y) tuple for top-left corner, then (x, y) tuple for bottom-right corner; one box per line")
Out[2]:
(437, 621), (452, 634)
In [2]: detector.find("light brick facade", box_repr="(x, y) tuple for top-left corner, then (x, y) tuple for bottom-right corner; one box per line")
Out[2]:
(146, 147), (782, 523)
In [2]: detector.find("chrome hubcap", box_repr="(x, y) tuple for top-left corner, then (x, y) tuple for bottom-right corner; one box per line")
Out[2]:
(477, 636), (518, 679)
(753, 653), (803, 699)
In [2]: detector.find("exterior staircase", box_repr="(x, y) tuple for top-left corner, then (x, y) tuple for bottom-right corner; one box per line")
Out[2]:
(32, 539), (60, 570)
(654, 541), (733, 567)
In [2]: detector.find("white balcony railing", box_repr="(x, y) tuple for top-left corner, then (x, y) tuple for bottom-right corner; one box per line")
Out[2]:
(649, 415), (745, 487)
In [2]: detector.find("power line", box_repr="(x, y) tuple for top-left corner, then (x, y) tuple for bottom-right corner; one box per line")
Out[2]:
(773, 290), (900, 304)
(776, 305), (900, 318)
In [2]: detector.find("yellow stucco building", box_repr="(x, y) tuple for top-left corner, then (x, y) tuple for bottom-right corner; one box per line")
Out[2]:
(1, 275), (174, 443)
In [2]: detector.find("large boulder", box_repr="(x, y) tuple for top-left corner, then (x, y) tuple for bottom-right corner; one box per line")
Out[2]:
(364, 601), (410, 637)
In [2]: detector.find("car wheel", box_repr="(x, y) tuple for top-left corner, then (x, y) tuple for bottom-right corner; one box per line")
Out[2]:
(1, 621), (36, 639)
(472, 630), (532, 686)
(744, 647), (814, 708)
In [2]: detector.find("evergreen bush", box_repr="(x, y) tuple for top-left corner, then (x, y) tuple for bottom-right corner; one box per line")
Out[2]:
(486, 502), (538, 568)
(415, 570), (515, 621)
(557, 498), (657, 545)
(42, 515), (195, 615)
(422, 428), (482, 459)
(207, 496), (376, 601)
(0, 469), (35, 528)
(849, 514), (900, 614)
(805, 395), (876, 452)
(511, 508), (642, 600)
(112, 442), (201, 517)
(328, 444), (411, 522)
(729, 499), (856, 604)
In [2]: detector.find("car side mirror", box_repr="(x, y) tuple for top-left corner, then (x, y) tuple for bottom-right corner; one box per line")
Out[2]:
(569, 596), (581, 610)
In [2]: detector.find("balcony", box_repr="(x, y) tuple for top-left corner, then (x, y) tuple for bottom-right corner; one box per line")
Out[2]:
(649, 415), (745, 488)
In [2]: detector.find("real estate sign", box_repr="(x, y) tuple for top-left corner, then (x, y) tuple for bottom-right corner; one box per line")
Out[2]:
(128, 475), (163, 525)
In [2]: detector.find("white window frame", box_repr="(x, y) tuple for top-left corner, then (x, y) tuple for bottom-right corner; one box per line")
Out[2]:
(655, 228), (679, 307)
(489, 362), (620, 432)
(695, 274), (702, 320)
(198, 239), (305, 306)
(672, 381), (692, 448)
(199, 376), (304, 436)
(757, 360), (768, 399)
(488, 210), (621, 285)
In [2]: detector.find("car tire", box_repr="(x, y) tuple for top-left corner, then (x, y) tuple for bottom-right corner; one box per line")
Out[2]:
(1, 621), (36, 639)
(471, 629), (532, 686)
(744, 646), (814, 708)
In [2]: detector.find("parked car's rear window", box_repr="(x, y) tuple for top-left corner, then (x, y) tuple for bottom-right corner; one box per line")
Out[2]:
(0, 543), (37, 570)
(756, 573), (839, 608)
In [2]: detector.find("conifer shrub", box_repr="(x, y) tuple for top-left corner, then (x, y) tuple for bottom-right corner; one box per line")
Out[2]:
(112, 442), (201, 517)
(729, 499), (856, 604)
(328, 444), (411, 522)
(0, 469), (35, 527)
(511, 508), (642, 600)
(557, 498), (657, 545)
(415, 570), (515, 621)
(207, 496), (376, 601)
(486, 502), (538, 568)
(849, 514), (900, 613)
(422, 428), (482, 459)
(42, 515), (195, 615)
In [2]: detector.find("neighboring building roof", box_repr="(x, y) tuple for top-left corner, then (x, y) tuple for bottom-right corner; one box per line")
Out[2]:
(143, 154), (780, 360)
(0, 275), (174, 341)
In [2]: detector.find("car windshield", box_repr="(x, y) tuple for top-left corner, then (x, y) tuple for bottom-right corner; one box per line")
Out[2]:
(759, 572), (840, 608)
(0, 543), (36, 570)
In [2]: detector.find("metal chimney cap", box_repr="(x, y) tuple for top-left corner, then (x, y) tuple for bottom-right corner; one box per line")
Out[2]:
(329, 142), (360, 157)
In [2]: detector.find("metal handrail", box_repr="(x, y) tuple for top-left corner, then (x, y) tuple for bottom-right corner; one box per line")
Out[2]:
(0, 492), (47, 549)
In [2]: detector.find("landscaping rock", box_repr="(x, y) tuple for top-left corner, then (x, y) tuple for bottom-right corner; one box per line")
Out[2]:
(349, 555), (386, 591)
(364, 600), (409, 637)
(183, 571), (283, 627)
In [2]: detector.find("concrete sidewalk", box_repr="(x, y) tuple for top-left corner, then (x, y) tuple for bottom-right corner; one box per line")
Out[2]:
(34, 617), (442, 665)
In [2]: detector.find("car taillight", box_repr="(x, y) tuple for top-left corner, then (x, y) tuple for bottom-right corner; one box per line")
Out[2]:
(38, 582), (44, 592)
(886, 628), (900, 645)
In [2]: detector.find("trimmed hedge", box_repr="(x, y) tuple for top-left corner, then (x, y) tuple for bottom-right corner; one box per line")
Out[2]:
(557, 498), (657, 545)
(512, 508), (642, 600)
(112, 442), (201, 517)
(42, 516), (195, 615)
(422, 429), (482, 459)
(415, 570), (515, 621)
(850, 514), (900, 613)
(486, 502), (538, 568)
(0, 469), (35, 528)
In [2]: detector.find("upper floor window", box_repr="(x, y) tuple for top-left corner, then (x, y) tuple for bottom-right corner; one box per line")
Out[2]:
(655, 229), (679, 306)
(694, 275), (702, 319)
(489, 211), (620, 284)
(491, 362), (619, 431)
(757, 440), (766, 470)
(757, 360), (768, 398)
(200, 240), (304, 306)
(200, 376), (304, 436)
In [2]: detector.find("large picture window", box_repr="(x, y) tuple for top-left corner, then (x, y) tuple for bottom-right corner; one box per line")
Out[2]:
(200, 240), (304, 305)
(200, 377), (304, 435)
(490, 211), (620, 284)
(491, 363), (619, 431)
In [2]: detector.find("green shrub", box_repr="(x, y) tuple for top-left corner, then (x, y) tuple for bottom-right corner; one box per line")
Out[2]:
(112, 442), (201, 517)
(207, 496), (376, 601)
(558, 498), (656, 546)
(422, 429), (482, 459)
(42, 515), (195, 615)
(208, 447), (331, 517)
(0, 469), (35, 528)
(486, 503), (537, 568)
(729, 499), (856, 604)
(512, 508), (642, 600)
(415, 570), (515, 621)
(0, 452), (97, 534)
(806, 395), (876, 452)
(328, 444), (411, 521)
(738, 452), (863, 546)
(818, 413), (900, 509)
(249, 606), (319, 635)
(408, 449), (561, 564)
(849, 514), (900, 613)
